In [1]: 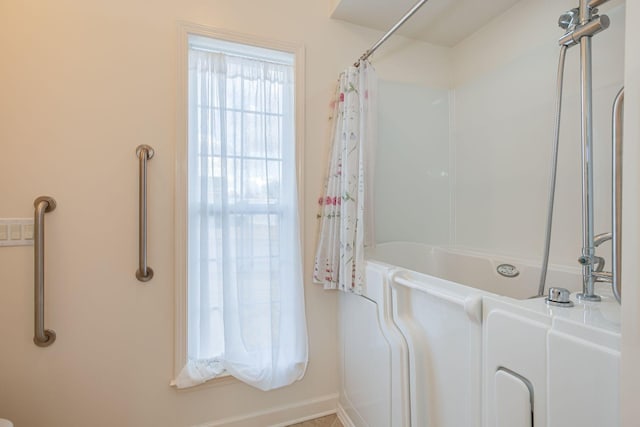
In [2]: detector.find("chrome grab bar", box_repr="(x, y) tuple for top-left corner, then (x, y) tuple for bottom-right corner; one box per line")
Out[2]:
(33, 196), (57, 347)
(136, 145), (154, 282)
(612, 87), (624, 303)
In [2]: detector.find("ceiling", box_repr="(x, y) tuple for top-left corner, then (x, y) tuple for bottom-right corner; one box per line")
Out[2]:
(330, 0), (522, 47)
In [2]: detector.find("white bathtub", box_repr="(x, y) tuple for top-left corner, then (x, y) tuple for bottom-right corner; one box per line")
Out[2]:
(364, 242), (583, 299)
(338, 242), (616, 427)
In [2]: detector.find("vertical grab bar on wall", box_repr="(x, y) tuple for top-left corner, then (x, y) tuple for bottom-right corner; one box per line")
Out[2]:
(136, 145), (154, 282)
(33, 196), (57, 347)
(612, 88), (624, 303)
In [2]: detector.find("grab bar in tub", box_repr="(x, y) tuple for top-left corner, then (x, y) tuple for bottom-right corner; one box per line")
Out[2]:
(135, 145), (154, 282)
(33, 196), (57, 347)
(389, 272), (483, 324)
(611, 88), (623, 303)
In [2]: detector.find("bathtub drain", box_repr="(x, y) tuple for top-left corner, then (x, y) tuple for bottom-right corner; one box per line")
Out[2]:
(497, 264), (520, 278)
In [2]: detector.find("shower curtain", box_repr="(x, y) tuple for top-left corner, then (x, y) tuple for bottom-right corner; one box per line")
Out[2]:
(313, 61), (377, 294)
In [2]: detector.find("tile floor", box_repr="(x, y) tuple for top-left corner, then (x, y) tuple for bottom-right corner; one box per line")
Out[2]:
(287, 414), (343, 427)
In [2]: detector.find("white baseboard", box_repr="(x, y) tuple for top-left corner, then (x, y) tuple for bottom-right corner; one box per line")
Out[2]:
(194, 393), (339, 427)
(336, 402), (356, 427)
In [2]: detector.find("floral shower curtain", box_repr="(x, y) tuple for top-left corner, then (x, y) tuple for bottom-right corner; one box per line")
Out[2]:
(313, 61), (377, 294)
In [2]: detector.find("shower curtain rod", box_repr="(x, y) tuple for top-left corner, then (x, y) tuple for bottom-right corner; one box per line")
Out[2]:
(353, 0), (430, 67)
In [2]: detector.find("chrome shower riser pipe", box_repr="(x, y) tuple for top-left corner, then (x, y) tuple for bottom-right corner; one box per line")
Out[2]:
(576, 0), (600, 301)
(539, 1), (612, 299)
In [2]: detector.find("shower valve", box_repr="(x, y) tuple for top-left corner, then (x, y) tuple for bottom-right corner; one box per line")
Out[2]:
(558, 8), (579, 30)
(577, 255), (605, 274)
(559, 14), (610, 47)
(577, 255), (595, 266)
(546, 287), (574, 307)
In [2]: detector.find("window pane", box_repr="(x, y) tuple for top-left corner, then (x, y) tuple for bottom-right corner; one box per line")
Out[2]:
(187, 43), (295, 365)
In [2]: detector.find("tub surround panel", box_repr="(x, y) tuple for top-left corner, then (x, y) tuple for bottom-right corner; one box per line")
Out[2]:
(375, 82), (451, 245)
(372, 0), (625, 269)
(451, 0), (625, 266)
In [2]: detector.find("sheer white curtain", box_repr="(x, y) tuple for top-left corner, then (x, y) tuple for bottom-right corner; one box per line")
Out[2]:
(313, 62), (377, 294)
(176, 48), (307, 391)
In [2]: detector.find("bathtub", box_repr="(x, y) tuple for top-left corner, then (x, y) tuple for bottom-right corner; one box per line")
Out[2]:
(363, 242), (583, 299)
(338, 242), (616, 427)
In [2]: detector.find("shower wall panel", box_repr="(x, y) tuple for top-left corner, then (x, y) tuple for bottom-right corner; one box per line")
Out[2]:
(451, 0), (625, 266)
(375, 81), (451, 246)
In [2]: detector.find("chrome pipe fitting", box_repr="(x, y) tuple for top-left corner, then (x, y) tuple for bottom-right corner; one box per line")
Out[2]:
(558, 15), (610, 47)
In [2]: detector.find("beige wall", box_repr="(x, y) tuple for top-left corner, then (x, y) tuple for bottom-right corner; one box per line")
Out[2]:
(0, 1), (447, 426)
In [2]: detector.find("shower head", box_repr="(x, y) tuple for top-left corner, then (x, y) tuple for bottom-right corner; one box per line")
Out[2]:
(558, 8), (579, 30)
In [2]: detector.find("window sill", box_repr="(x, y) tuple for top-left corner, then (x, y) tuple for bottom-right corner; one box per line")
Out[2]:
(169, 372), (239, 392)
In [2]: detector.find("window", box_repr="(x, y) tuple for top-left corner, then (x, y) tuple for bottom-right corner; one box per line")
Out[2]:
(175, 29), (307, 391)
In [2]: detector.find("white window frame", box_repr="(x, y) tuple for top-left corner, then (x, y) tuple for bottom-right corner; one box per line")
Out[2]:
(173, 22), (305, 387)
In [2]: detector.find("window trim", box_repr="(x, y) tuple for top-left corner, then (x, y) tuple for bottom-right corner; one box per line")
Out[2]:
(173, 22), (305, 388)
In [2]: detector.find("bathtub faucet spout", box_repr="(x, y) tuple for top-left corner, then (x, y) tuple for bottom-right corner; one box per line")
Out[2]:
(592, 232), (612, 282)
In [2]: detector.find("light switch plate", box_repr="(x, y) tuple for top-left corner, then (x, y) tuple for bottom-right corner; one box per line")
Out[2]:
(0, 219), (34, 247)
(10, 224), (21, 240)
(22, 223), (34, 240)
